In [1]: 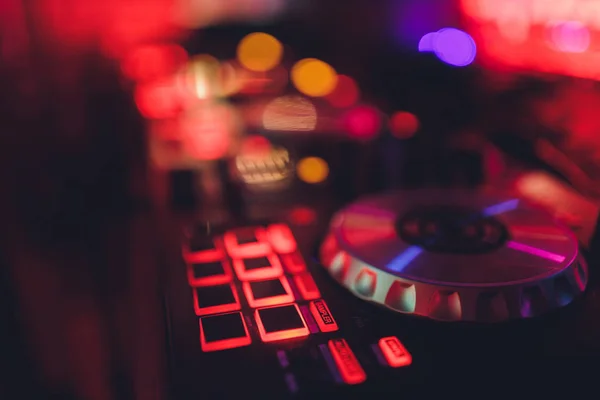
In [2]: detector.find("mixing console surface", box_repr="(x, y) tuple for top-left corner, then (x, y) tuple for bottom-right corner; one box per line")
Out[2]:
(165, 192), (600, 397)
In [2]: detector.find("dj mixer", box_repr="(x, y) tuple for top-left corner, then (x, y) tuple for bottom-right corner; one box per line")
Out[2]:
(163, 176), (600, 397)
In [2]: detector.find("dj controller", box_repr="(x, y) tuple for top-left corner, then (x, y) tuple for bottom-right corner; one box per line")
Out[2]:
(162, 166), (600, 397)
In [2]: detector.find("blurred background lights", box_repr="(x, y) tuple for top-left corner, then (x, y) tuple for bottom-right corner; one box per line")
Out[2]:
(262, 95), (317, 131)
(236, 138), (292, 188)
(343, 105), (381, 140)
(291, 58), (338, 97)
(183, 54), (221, 99)
(548, 21), (590, 53)
(237, 32), (283, 72)
(122, 44), (188, 82)
(419, 28), (477, 67)
(325, 75), (360, 108)
(390, 111), (420, 139)
(297, 157), (329, 184)
(134, 79), (182, 119)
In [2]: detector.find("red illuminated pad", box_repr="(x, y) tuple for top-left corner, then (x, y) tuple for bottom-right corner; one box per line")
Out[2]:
(183, 236), (223, 263)
(232, 254), (283, 281)
(193, 283), (240, 316)
(281, 252), (306, 274)
(378, 336), (412, 368)
(328, 339), (367, 385)
(294, 273), (321, 301)
(267, 224), (297, 254)
(255, 304), (309, 343)
(242, 276), (295, 308)
(199, 312), (251, 352)
(309, 299), (338, 333)
(224, 227), (271, 258)
(187, 260), (232, 287)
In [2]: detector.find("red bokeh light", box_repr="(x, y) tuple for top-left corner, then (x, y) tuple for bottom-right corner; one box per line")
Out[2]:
(390, 111), (419, 139)
(134, 79), (183, 119)
(343, 106), (381, 140)
(288, 206), (316, 226)
(122, 44), (188, 82)
(326, 75), (360, 108)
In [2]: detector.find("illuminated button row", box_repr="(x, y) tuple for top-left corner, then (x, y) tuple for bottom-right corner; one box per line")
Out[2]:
(325, 336), (412, 385)
(199, 300), (339, 352)
(185, 225), (297, 261)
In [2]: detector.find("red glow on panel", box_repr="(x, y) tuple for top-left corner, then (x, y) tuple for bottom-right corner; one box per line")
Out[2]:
(242, 277), (295, 308)
(326, 75), (360, 108)
(187, 260), (233, 287)
(122, 44), (188, 82)
(232, 254), (284, 281)
(461, 0), (600, 80)
(183, 247), (223, 264)
(378, 336), (412, 368)
(134, 80), (182, 119)
(344, 106), (381, 140)
(390, 111), (419, 139)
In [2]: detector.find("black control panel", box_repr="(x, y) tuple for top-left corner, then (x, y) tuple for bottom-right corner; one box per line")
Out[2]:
(165, 197), (600, 398)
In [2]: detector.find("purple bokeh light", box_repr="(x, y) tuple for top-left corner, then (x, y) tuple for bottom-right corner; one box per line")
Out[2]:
(418, 32), (437, 52)
(418, 28), (477, 67)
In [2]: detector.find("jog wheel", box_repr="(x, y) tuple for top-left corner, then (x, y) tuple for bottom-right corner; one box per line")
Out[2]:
(319, 189), (587, 322)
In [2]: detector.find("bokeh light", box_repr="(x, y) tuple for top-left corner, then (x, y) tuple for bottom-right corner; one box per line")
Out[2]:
(288, 206), (317, 226)
(236, 143), (292, 189)
(419, 28), (477, 67)
(325, 75), (360, 108)
(291, 59), (338, 97)
(343, 106), (381, 140)
(548, 21), (590, 53)
(296, 157), (329, 184)
(181, 54), (221, 100)
(122, 44), (188, 82)
(241, 135), (272, 156)
(237, 32), (283, 72)
(390, 111), (420, 139)
(418, 32), (437, 52)
(262, 95), (318, 132)
(134, 79), (183, 119)
(179, 102), (240, 160)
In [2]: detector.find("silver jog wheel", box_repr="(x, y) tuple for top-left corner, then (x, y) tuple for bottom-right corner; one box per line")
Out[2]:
(319, 189), (587, 322)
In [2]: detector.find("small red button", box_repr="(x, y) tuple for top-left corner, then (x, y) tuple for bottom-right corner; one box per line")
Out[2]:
(242, 276), (295, 308)
(232, 253), (284, 281)
(281, 252), (306, 274)
(200, 312), (251, 352)
(224, 227), (271, 259)
(328, 339), (366, 385)
(193, 283), (241, 316)
(378, 336), (412, 368)
(294, 273), (321, 301)
(267, 224), (297, 254)
(309, 299), (338, 333)
(255, 304), (310, 343)
(187, 259), (232, 287)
